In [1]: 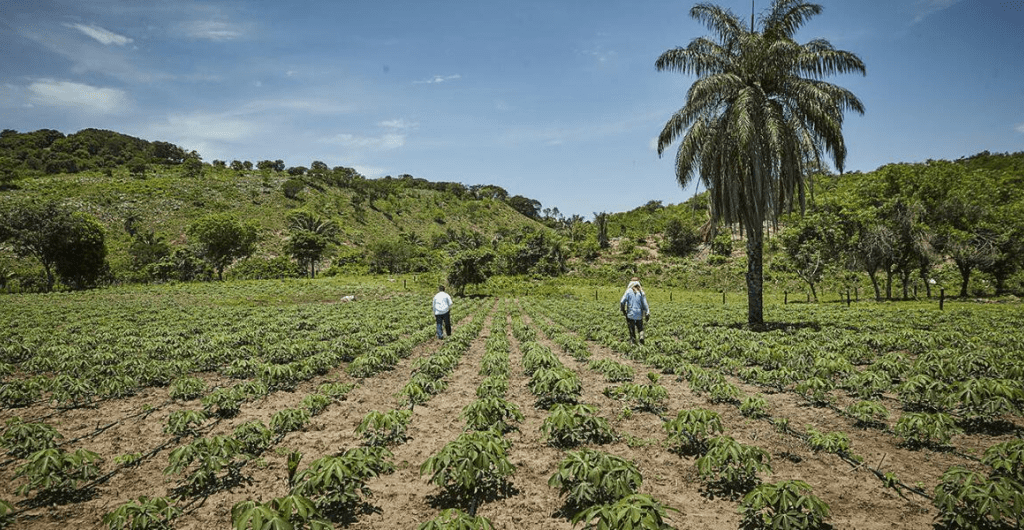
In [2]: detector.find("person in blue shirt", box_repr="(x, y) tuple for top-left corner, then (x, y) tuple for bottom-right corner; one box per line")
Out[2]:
(432, 285), (454, 339)
(619, 279), (650, 345)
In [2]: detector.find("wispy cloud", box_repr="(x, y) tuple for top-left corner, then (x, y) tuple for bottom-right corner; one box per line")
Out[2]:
(323, 133), (406, 150)
(180, 20), (252, 41)
(414, 74), (461, 84)
(145, 112), (254, 143)
(1016, 123), (1024, 134)
(64, 23), (133, 46)
(379, 119), (417, 130)
(911, 0), (965, 23)
(26, 79), (131, 114)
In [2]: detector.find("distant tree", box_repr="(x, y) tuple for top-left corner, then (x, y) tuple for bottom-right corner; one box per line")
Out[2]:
(285, 210), (338, 278)
(0, 200), (108, 290)
(182, 151), (203, 178)
(448, 248), (496, 296)
(778, 207), (852, 301)
(212, 160), (226, 168)
(186, 214), (259, 280)
(128, 158), (148, 178)
(153, 141), (186, 164)
(594, 212), (610, 249)
(257, 160), (285, 172)
(368, 238), (421, 274)
(282, 178), (305, 199)
(230, 160), (245, 172)
(507, 195), (542, 219)
(662, 216), (700, 257)
(286, 166), (307, 176)
(129, 231), (171, 277)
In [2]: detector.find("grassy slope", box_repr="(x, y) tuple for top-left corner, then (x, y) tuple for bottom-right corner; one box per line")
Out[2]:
(0, 164), (548, 275)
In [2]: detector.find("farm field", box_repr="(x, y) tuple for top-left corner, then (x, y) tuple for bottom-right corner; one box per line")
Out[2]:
(1, 280), (1022, 529)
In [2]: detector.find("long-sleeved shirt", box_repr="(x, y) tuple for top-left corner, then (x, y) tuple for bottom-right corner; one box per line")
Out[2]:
(619, 289), (649, 320)
(432, 291), (453, 315)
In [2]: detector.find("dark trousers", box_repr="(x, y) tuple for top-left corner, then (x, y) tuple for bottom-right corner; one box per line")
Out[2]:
(435, 312), (451, 338)
(626, 317), (645, 344)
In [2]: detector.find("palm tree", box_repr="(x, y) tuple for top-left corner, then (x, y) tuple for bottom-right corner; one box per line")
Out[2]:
(656, 0), (865, 329)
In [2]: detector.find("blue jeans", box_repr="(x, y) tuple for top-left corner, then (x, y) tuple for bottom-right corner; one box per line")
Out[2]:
(435, 312), (451, 338)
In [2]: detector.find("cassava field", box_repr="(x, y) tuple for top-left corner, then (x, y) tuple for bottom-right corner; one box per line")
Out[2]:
(1, 279), (1022, 530)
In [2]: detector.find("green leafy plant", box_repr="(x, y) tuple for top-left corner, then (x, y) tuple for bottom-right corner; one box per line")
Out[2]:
(290, 448), (394, 518)
(48, 374), (95, 408)
(983, 439), (1024, 483)
(740, 396), (770, 419)
(708, 380), (743, 404)
(548, 449), (642, 514)
(739, 480), (831, 530)
(794, 377), (833, 406)
(589, 359), (634, 382)
(541, 403), (615, 448)
(461, 397), (524, 434)
(417, 508), (495, 530)
(528, 367), (583, 408)
(805, 427), (853, 456)
(114, 452), (143, 468)
(0, 377), (45, 407)
(169, 376), (206, 401)
(420, 430), (515, 513)
(233, 421), (274, 456)
(663, 408), (723, 456)
(572, 494), (678, 530)
(270, 408), (311, 435)
(475, 376), (508, 399)
(15, 447), (102, 498)
(317, 382), (355, 400)
(845, 400), (890, 428)
(932, 466), (1022, 530)
(603, 373), (668, 413)
(164, 435), (243, 495)
(201, 387), (243, 417)
(950, 378), (1023, 426)
(164, 409), (208, 437)
(696, 436), (772, 497)
(898, 375), (952, 412)
(894, 412), (961, 449)
(1, 417), (62, 458)
(356, 409), (413, 447)
(103, 496), (180, 530)
(231, 494), (331, 530)
(301, 393), (332, 416)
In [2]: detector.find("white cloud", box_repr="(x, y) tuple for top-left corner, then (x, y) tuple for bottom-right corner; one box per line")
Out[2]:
(146, 112), (253, 143)
(64, 23), (133, 46)
(1016, 123), (1024, 134)
(911, 0), (965, 23)
(26, 79), (131, 114)
(414, 74), (461, 84)
(323, 133), (406, 150)
(181, 20), (251, 41)
(378, 119), (417, 130)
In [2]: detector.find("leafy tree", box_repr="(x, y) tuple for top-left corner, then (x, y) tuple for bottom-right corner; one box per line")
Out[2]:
(593, 212), (610, 249)
(655, 0), (865, 329)
(187, 214), (259, 280)
(662, 215), (701, 257)
(285, 210), (338, 278)
(0, 200), (108, 290)
(506, 195), (542, 219)
(182, 151), (204, 178)
(448, 248), (495, 296)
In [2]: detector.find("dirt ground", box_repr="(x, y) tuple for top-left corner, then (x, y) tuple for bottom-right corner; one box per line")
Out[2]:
(1, 300), (1016, 529)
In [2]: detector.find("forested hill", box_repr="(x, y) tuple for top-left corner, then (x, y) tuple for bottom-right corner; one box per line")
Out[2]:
(0, 128), (563, 289)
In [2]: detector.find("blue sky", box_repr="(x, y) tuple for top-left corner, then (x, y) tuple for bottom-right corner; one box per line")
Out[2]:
(2, 0), (1022, 217)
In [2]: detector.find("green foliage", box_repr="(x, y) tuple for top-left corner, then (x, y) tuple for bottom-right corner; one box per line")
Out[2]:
(420, 430), (515, 506)
(845, 400), (890, 428)
(448, 248), (496, 296)
(739, 480), (831, 530)
(231, 494), (331, 530)
(696, 436), (772, 497)
(291, 448), (394, 516)
(894, 412), (961, 449)
(548, 449), (642, 514)
(663, 408), (723, 456)
(794, 377), (834, 406)
(15, 447), (102, 497)
(103, 496), (180, 530)
(186, 213), (259, 280)
(356, 409), (413, 447)
(169, 376), (206, 401)
(541, 403), (615, 448)
(164, 435), (243, 495)
(528, 366), (583, 408)
(48, 373), (96, 408)
(164, 409), (208, 437)
(588, 359), (634, 383)
(301, 393), (332, 416)
(271, 408), (312, 434)
(740, 396), (770, 419)
(475, 376), (508, 399)
(1, 417), (62, 458)
(983, 440), (1024, 483)
(572, 494), (678, 530)
(602, 372), (667, 413)
(417, 509), (495, 530)
(950, 378), (1023, 425)
(233, 421), (274, 456)
(202, 387), (244, 417)
(805, 427), (852, 456)
(0, 377), (44, 407)
(933, 467), (1022, 530)
(461, 397), (524, 434)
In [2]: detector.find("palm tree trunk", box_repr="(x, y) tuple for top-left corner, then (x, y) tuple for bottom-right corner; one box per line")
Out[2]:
(745, 227), (765, 330)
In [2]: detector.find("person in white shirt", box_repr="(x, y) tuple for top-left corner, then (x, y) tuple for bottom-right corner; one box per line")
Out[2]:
(619, 278), (650, 345)
(432, 285), (454, 339)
